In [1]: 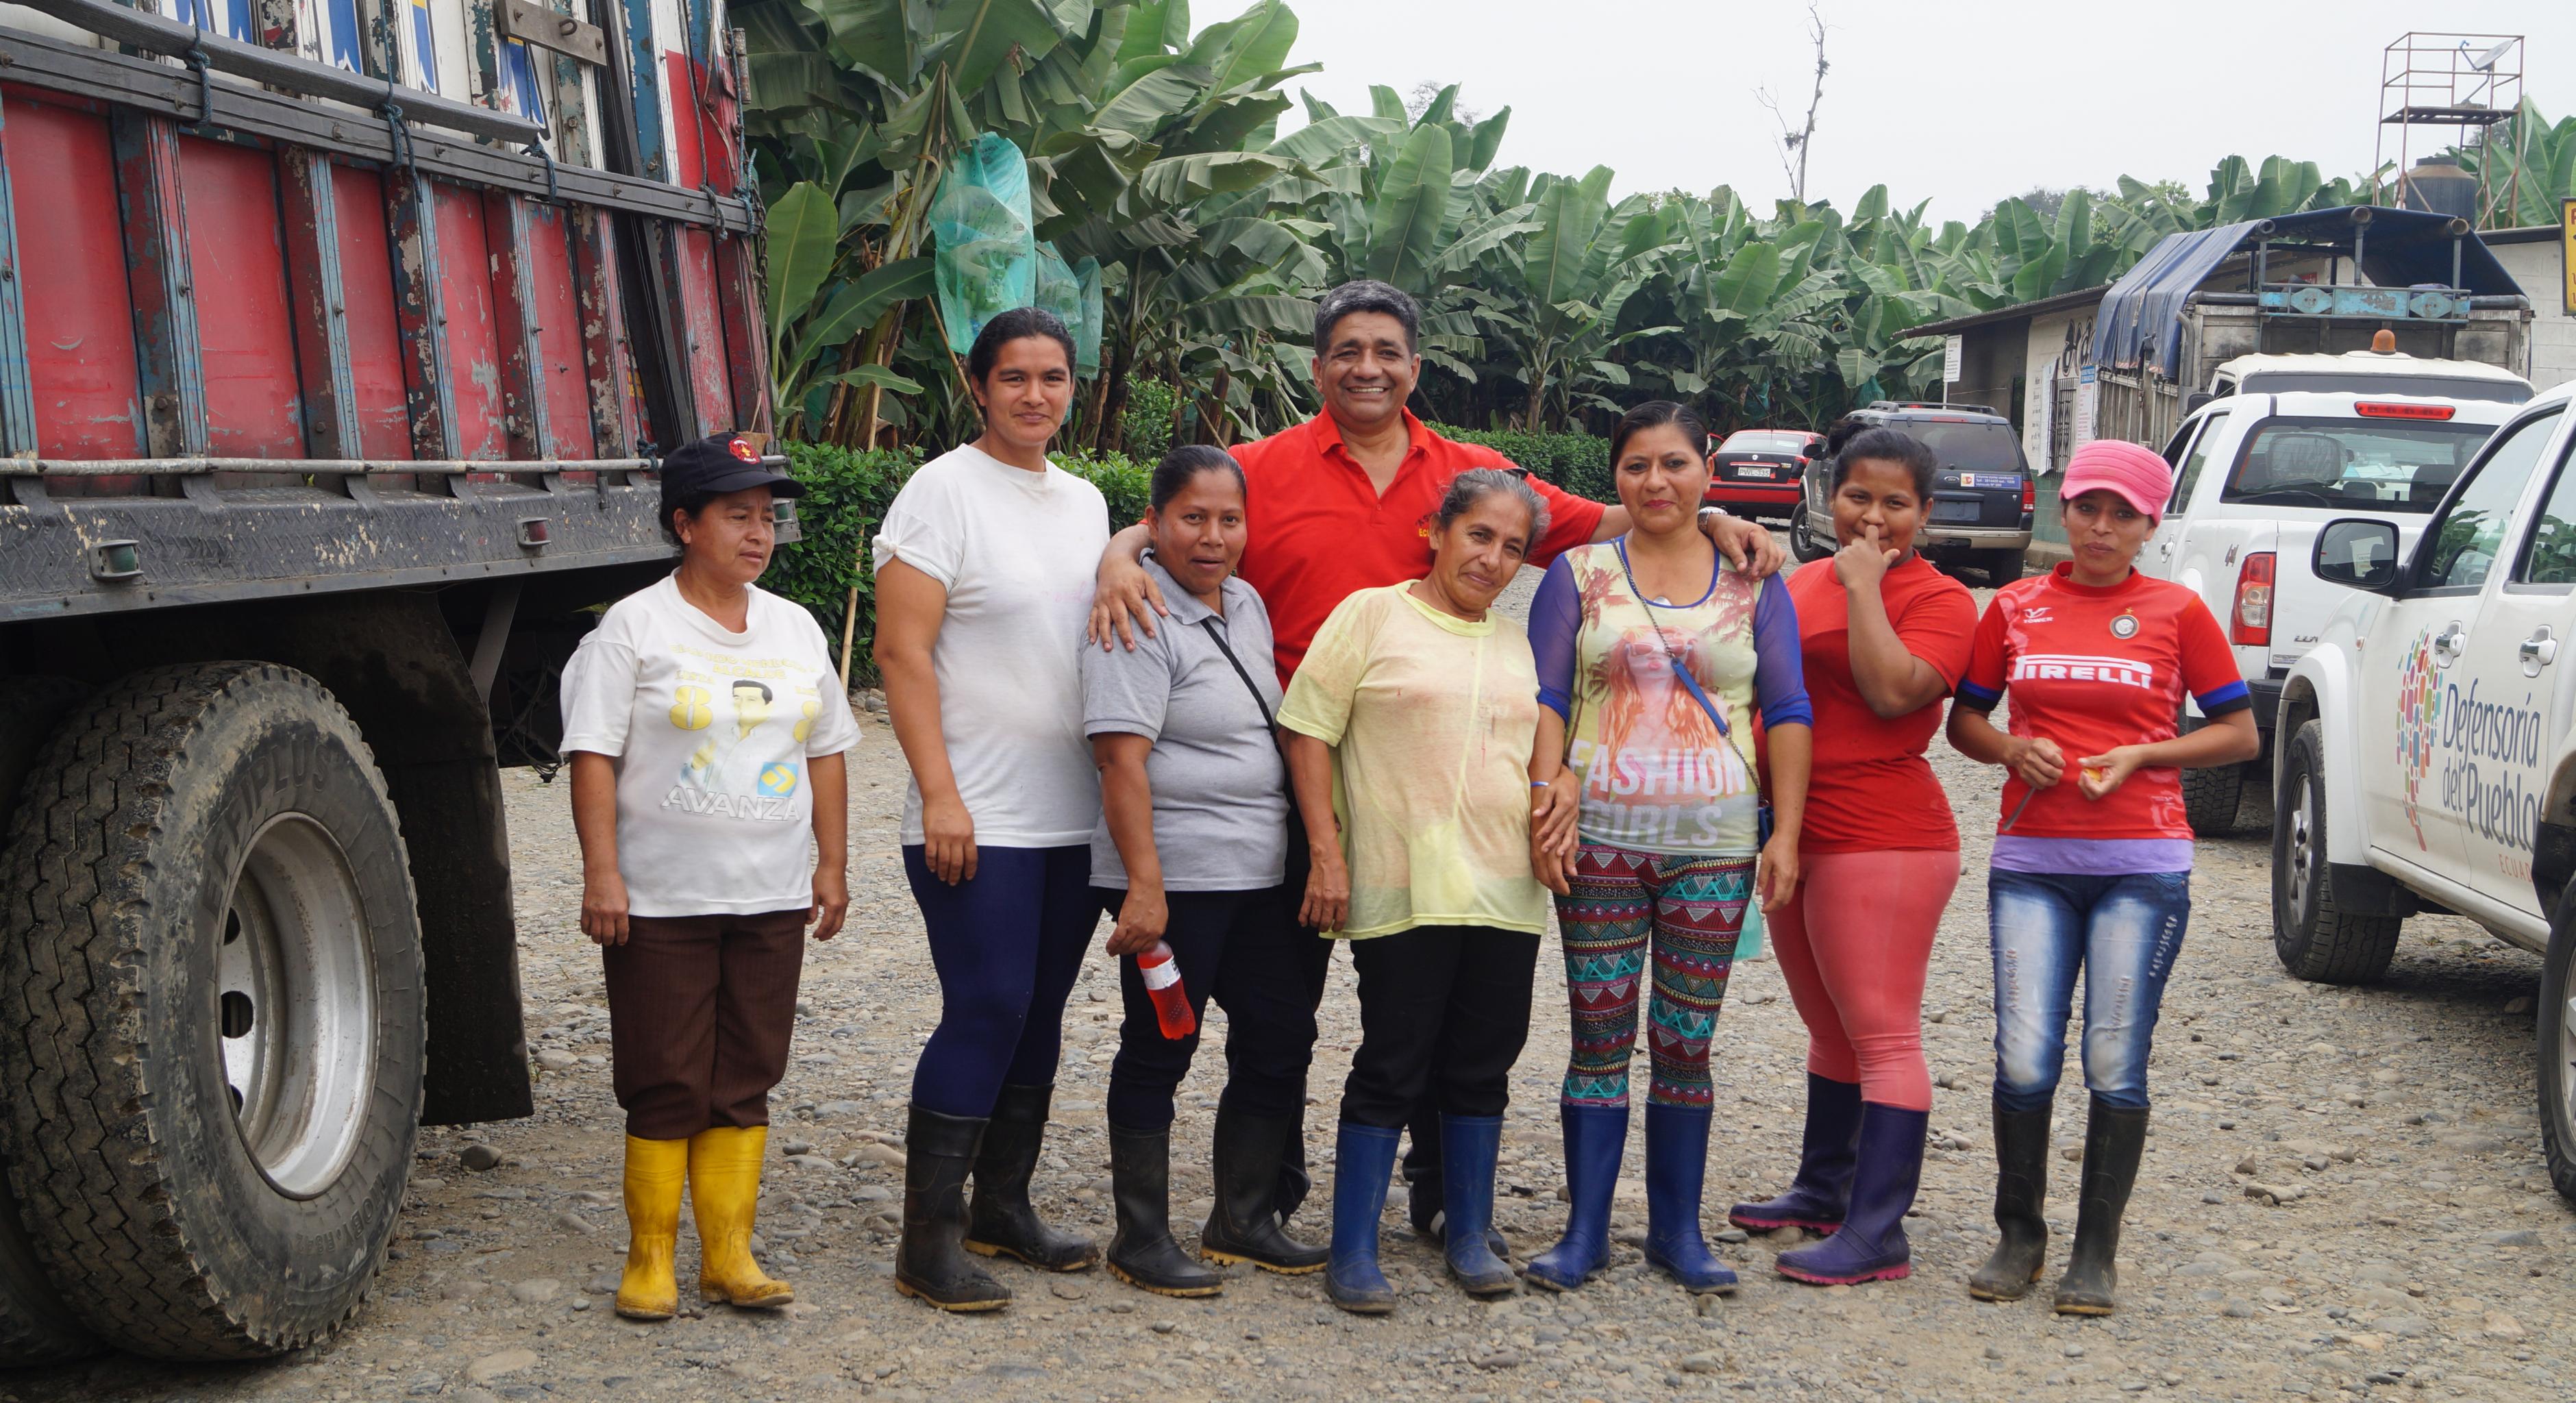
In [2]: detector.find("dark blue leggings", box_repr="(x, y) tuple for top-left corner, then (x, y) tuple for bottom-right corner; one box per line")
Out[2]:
(905, 844), (1097, 1118)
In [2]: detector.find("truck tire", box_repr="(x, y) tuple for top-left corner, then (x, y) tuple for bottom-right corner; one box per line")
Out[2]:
(1973, 547), (2025, 586)
(1789, 510), (1833, 562)
(2271, 718), (2403, 984)
(2540, 891), (2576, 1204)
(0, 663), (424, 1360)
(0, 677), (105, 1365)
(2183, 758), (2249, 836)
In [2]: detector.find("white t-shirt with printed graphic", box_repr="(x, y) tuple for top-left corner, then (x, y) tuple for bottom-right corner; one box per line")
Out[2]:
(559, 574), (862, 917)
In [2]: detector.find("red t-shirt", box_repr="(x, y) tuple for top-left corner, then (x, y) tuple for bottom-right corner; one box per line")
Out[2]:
(1233, 410), (1607, 684)
(1955, 564), (2251, 841)
(1787, 556), (1979, 853)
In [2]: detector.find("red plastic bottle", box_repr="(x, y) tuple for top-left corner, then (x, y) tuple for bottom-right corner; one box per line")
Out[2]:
(1136, 941), (1196, 1040)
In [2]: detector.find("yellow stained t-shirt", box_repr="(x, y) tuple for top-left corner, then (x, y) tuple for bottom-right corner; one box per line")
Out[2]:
(1277, 584), (1548, 939)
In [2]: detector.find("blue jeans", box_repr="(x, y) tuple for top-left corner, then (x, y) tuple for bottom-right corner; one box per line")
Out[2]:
(1987, 869), (2188, 1115)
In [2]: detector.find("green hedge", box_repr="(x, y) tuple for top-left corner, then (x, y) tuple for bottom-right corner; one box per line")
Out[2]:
(769, 441), (1150, 682)
(1122, 380), (1176, 460)
(1433, 424), (1614, 504)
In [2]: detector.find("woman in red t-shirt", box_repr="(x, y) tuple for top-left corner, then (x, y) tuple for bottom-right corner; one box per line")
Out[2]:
(1729, 425), (1976, 1287)
(1945, 439), (2257, 1317)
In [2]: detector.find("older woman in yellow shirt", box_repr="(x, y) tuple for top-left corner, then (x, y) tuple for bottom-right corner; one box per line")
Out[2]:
(1279, 467), (1552, 1315)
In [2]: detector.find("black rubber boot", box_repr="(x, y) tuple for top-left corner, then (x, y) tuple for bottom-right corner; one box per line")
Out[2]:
(2053, 1097), (2148, 1316)
(1200, 1106), (1328, 1274)
(1105, 1124), (1224, 1298)
(964, 1083), (1100, 1271)
(1273, 1101), (1314, 1227)
(894, 1105), (1010, 1311)
(1967, 1098), (2053, 1302)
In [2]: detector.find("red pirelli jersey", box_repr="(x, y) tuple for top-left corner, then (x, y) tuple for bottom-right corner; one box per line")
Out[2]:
(1955, 563), (2249, 841)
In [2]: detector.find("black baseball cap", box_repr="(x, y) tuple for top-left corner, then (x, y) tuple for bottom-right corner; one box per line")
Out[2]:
(660, 432), (802, 502)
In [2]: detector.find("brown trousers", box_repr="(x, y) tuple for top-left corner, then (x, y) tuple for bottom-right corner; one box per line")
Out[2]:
(603, 908), (808, 1139)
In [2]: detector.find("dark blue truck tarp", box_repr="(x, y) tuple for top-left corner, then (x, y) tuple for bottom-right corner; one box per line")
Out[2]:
(2091, 206), (2521, 377)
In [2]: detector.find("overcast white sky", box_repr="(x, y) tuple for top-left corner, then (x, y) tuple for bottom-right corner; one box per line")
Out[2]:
(1276, 1), (2575, 225)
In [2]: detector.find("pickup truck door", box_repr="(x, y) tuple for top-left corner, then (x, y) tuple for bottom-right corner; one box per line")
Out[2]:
(2364, 406), (2568, 890)
(2145, 412), (2224, 580)
(2445, 409), (2576, 929)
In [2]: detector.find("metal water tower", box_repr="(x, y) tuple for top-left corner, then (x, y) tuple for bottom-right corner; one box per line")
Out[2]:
(2374, 33), (2527, 227)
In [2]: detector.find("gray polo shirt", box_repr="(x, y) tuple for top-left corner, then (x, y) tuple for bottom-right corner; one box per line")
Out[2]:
(1082, 556), (1288, 891)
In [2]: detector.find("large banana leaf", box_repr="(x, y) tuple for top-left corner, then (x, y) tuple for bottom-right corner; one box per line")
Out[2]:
(1266, 112), (1402, 165)
(1091, 63), (1200, 136)
(1705, 242), (1780, 319)
(1135, 151), (1299, 206)
(1189, 0), (1298, 110)
(764, 182), (841, 352)
(922, 0), (1068, 95)
(1363, 121), (1453, 288)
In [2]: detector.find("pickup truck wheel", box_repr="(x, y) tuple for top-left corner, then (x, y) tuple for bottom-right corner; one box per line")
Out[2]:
(1789, 511), (1833, 562)
(0, 663), (424, 1360)
(2541, 891), (2576, 1204)
(2271, 718), (2403, 984)
(2182, 756), (2249, 836)
(0, 678), (105, 1365)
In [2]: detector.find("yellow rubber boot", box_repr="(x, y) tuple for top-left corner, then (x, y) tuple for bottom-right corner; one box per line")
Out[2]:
(690, 1126), (795, 1308)
(616, 1136), (689, 1321)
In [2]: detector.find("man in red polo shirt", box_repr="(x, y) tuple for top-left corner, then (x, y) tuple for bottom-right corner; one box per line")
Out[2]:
(1087, 280), (1784, 1250)
(1093, 281), (1781, 680)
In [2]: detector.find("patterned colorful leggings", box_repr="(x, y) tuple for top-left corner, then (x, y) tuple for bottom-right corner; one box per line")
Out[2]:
(1552, 843), (1753, 1109)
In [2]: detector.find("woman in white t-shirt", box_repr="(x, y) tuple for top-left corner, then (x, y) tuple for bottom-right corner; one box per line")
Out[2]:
(872, 308), (1112, 1312)
(558, 433), (860, 1323)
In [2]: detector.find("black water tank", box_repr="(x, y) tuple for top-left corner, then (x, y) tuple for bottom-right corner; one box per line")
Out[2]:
(2400, 157), (2479, 221)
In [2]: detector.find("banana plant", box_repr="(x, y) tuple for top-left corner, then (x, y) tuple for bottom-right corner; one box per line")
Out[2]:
(2442, 99), (2576, 229)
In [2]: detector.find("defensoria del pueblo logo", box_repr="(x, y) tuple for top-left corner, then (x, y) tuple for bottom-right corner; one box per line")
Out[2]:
(2394, 628), (2442, 849)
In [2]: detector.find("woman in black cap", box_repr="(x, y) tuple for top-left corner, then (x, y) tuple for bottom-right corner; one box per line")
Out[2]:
(560, 433), (860, 1321)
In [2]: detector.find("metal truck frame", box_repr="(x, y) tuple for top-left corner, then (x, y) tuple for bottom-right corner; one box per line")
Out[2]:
(0, 0), (773, 1363)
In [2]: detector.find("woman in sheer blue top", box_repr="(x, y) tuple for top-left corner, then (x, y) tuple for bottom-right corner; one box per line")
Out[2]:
(1522, 400), (1812, 1294)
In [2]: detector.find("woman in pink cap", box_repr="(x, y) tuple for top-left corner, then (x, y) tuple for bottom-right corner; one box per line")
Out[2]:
(1944, 439), (2257, 1316)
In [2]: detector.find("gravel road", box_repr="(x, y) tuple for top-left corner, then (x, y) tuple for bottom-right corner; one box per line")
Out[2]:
(16, 566), (2571, 1403)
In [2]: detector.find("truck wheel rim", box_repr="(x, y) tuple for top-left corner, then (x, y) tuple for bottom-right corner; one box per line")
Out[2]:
(2287, 779), (2316, 929)
(2562, 985), (2576, 1141)
(217, 814), (377, 1200)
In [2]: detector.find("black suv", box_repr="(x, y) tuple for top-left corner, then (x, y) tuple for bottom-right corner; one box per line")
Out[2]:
(1790, 401), (2034, 584)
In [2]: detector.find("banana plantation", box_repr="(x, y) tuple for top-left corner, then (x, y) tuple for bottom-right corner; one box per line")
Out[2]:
(739, 0), (2576, 449)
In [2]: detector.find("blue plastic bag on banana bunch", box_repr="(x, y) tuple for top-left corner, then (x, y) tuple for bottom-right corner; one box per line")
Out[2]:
(931, 134), (1034, 353)
(1032, 244), (1105, 375)
(1075, 256), (1104, 375)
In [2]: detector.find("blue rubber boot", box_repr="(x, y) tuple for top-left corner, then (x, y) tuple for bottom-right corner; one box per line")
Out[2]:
(1642, 1103), (1737, 1294)
(1776, 1104), (1927, 1285)
(1324, 1123), (1400, 1315)
(1728, 1073), (1862, 1234)
(1437, 1115), (1516, 1296)
(1524, 1104), (1628, 1292)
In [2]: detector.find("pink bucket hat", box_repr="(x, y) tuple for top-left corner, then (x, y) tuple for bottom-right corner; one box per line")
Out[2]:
(2060, 440), (2173, 525)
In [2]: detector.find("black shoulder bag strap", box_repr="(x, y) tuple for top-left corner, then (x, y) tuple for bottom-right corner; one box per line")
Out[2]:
(1194, 617), (1276, 736)
(1195, 616), (1308, 854)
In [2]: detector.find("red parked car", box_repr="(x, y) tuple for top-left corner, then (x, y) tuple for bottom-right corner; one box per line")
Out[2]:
(1706, 428), (1826, 520)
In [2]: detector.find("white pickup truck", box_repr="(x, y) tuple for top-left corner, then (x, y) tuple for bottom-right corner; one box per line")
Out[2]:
(2273, 378), (2576, 1201)
(2143, 365), (2524, 834)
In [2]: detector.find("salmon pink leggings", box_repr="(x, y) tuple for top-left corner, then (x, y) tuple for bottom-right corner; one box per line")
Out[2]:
(1766, 849), (1959, 1112)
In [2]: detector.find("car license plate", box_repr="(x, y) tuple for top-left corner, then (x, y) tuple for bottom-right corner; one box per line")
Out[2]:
(1959, 473), (2018, 490)
(1733, 465), (1774, 479)
(1932, 499), (1981, 523)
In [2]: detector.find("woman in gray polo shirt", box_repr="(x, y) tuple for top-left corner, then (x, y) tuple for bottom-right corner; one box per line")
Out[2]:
(1085, 446), (1325, 1297)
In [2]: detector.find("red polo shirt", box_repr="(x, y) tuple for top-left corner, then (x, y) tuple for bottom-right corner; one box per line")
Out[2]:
(1233, 410), (1606, 684)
